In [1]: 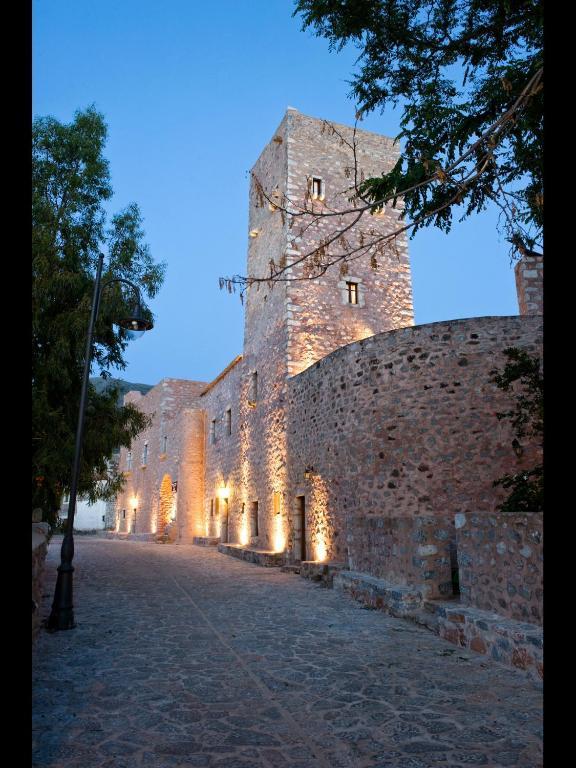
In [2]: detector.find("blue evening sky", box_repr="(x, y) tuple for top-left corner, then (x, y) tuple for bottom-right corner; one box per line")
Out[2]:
(33, 0), (519, 386)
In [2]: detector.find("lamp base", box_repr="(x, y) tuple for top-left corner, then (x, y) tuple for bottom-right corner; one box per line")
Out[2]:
(46, 565), (76, 632)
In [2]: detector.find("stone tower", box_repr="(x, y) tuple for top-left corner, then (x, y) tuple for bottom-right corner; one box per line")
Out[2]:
(237, 108), (414, 550)
(245, 108), (414, 378)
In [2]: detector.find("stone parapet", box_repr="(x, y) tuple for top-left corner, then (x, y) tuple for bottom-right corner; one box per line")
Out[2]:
(514, 253), (543, 315)
(287, 315), (543, 564)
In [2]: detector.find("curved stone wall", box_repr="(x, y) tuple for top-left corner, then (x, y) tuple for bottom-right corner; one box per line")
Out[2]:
(287, 315), (543, 584)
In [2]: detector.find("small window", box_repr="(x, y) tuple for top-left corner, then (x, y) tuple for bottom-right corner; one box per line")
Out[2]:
(162, 436), (167, 454)
(210, 499), (214, 518)
(210, 419), (216, 444)
(226, 409), (232, 436)
(249, 372), (258, 405)
(142, 443), (148, 466)
(311, 177), (324, 200)
(122, 509), (126, 519)
(127, 452), (132, 470)
(251, 501), (259, 537)
(346, 281), (359, 305)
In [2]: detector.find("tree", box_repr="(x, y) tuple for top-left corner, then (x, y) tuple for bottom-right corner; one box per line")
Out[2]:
(221, 0), (542, 294)
(491, 347), (543, 512)
(33, 106), (166, 525)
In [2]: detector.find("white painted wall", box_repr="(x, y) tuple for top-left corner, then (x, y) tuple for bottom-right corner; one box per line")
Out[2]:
(59, 497), (107, 530)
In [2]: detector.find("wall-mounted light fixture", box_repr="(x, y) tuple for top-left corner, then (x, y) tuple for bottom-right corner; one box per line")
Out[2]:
(303, 466), (316, 480)
(249, 229), (260, 238)
(217, 486), (230, 500)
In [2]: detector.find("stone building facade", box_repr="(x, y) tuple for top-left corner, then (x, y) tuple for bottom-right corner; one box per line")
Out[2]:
(115, 110), (543, 656)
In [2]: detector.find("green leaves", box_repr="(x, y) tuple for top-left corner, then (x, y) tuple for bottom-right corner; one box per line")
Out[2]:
(32, 107), (165, 524)
(490, 347), (543, 512)
(294, 0), (543, 257)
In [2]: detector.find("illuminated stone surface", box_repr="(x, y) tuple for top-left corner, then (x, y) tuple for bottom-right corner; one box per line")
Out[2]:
(33, 538), (542, 768)
(111, 111), (543, 670)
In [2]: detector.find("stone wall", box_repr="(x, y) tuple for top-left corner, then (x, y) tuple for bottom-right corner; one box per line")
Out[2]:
(116, 379), (206, 535)
(201, 357), (244, 542)
(455, 511), (543, 624)
(32, 522), (50, 641)
(515, 253), (543, 316)
(279, 110), (414, 377)
(347, 514), (455, 599)
(287, 315), (543, 582)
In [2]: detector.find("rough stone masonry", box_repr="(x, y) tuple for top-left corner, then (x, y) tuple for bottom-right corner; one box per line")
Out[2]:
(114, 109), (543, 671)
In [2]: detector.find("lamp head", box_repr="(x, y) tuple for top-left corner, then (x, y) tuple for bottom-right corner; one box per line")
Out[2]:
(118, 301), (153, 339)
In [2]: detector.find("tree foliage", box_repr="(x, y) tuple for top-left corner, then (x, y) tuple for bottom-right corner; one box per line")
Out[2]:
(295, 0), (543, 253)
(491, 347), (543, 512)
(220, 1), (543, 295)
(32, 106), (166, 524)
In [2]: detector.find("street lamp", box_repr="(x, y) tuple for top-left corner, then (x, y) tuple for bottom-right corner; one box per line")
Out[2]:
(47, 252), (153, 632)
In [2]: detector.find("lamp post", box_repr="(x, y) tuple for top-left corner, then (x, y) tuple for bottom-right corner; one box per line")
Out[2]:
(47, 252), (153, 632)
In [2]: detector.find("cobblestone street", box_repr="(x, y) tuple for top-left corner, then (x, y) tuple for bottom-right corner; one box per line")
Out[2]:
(33, 538), (543, 768)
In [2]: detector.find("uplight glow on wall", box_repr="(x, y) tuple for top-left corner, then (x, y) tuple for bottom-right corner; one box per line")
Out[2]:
(272, 491), (286, 553)
(315, 537), (328, 562)
(239, 509), (250, 546)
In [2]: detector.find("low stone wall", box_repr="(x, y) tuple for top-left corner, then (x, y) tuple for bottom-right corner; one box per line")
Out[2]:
(192, 536), (221, 546)
(455, 512), (543, 624)
(347, 514), (455, 599)
(335, 571), (424, 617)
(217, 543), (285, 567)
(426, 601), (543, 682)
(32, 523), (50, 642)
(300, 561), (347, 586)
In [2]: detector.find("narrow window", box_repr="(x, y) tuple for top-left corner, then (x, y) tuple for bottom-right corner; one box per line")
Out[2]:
(311, 177), (324, 199)
(296, 495), (306, 561)
(127, 451), (132, 470)
(162, 436), (167, 454)
(251, 501), (259, 537)
(249, 372), (258, 405)
(210, 499), (214, 518)
(346, 281), (359, 305)
(142, 443), (148, 466)
(226, 408), (232, 436)
(210, 419), (216, 443)
(122, 509), (126, 519)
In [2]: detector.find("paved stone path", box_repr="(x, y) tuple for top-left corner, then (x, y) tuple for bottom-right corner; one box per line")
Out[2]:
(33, 537), (543, 768)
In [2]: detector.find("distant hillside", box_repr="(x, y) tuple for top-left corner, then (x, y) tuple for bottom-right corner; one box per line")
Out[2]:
(90, 377), (153, 406)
